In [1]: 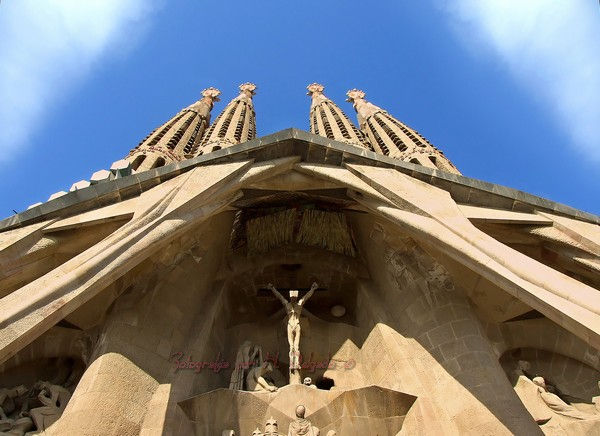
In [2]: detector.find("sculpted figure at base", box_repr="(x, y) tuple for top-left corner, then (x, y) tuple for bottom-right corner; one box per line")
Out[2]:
(268, 283), (318, 371)
(533, 377), (600, 421)
(288, 405), (319, 436)
(28, 381), (71, 431)
(230, 340), (263, 390)
(264, 417), (280, 436)
(0, 386), (27, 423)
(251, 417), (280, 436)
(303, 377), (316, 389)
(246, 362), (277, 393)
(0, 385), (33, 436)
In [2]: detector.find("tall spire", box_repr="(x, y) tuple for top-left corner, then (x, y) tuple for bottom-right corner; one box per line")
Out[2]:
(307, 83), (371, 150)
(346, 89), (460, 174)
(200, 83), (257, 152)
(125, 87), (220, 172)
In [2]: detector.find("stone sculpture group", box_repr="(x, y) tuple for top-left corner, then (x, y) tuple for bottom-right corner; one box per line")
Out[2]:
(225, 404), (335, 436)
(0, 381), (71, 435)
(228, 282), (319, 393)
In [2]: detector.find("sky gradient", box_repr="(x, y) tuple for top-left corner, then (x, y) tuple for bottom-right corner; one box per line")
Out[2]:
(0, 0), (598, 217)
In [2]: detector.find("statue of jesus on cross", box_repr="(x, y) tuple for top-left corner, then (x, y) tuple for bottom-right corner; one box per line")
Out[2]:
(267, 282), (318, 374)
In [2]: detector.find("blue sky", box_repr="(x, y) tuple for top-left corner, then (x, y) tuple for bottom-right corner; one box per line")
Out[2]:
(0, 0), (598, 217)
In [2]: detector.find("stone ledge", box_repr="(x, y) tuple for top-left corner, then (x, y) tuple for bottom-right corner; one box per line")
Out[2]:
(1, 128), (597, 232)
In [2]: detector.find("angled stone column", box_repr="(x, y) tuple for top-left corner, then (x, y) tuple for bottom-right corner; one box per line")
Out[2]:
(294, 162), (600, 350)
(0, 157), (300, 364)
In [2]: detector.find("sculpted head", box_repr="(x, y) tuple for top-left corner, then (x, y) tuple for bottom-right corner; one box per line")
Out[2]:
(265, 417), (278, 432)
(306, 83), (324, 96)
(261, 361), (273, 374)
(295, 405), (306, 418)
(303, 377), (312, 386)
(532, 376), (546, 390)
(346, 88), (365, 103)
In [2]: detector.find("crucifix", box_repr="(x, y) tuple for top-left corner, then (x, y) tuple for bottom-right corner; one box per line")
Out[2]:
(267, 282), (318, 384)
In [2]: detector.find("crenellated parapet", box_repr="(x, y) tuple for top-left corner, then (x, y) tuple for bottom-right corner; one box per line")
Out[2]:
(200, 83), (257, 152)
(346, 89), (461, 174)
(307, 83), (371, 150)
(125, 87), (221, 171)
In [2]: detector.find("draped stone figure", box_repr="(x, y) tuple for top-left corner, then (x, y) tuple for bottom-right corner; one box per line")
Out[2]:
(287, 405), (319, 436)
(229, 340), (263, 390)
(28, 381), (71, 431)
(532, 377), (600, 421)
(246, 362), (277, 393)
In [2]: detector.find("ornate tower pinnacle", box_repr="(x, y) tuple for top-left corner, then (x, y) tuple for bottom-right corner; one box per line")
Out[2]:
(200, 83), (257, 152)
(307, 83), (371, 150)
(125, 87), (221, 172)
(346, 89), (460, 174)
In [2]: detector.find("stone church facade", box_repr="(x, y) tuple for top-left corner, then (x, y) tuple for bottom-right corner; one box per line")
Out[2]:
(0, 83), (599, 435)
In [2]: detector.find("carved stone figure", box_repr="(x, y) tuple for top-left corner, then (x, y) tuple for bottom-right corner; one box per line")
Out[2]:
(533, 377), (600, 420)
(28, 382), (71, 431)
(230, 340), (263, 390)
(246, 362), (277, 393)
(264, 416), (280, 435)
(0, 386), (27, 422)
(303, 377), (316, 389)
(287, 405), (319, 436)
(268, 283), (317, 372)
(0, 416), (34, 436)
(252, 428), (263, 436)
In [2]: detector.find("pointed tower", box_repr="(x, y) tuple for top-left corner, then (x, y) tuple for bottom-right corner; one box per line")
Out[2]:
(125, 87), (221, 172)
(200, 83), (257, 152)
(307, 83), (371, 150)
(346, 89), (461, 174)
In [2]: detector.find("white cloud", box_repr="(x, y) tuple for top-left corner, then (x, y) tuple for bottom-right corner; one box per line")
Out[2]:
(0, 0), (158, 163)
(441, 0), (600, 161)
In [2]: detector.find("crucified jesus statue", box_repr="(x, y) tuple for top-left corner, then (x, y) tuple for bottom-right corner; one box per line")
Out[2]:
(267, 282), (318, 371)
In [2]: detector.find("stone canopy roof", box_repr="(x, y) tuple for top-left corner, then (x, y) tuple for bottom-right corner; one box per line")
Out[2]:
(1, 128), (598, 233)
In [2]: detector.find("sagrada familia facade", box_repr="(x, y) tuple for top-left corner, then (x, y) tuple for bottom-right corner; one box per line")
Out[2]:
(0, 83), (599, 435)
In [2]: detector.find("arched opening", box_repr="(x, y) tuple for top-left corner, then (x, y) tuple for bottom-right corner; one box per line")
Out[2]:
(130, 154), (146, 171)
(151, 157), (166, 169)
